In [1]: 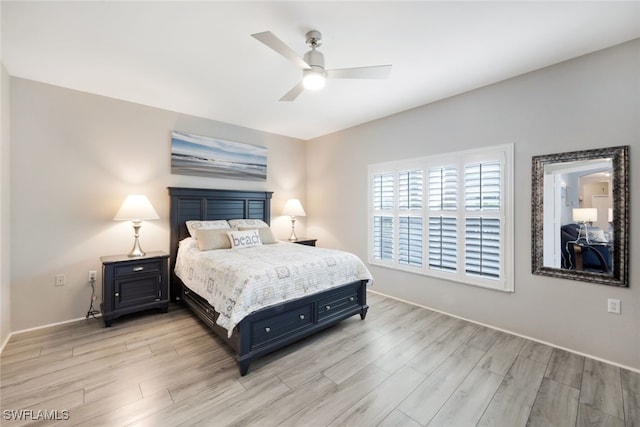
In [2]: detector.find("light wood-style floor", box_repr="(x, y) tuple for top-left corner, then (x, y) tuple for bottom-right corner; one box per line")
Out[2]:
(1, 292), (638, 426)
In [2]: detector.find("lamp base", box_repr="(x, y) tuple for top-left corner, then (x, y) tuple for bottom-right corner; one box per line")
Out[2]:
(128, 237), (146, 257)
(128, 221), (146, 257)
(288, 217), (298, 241)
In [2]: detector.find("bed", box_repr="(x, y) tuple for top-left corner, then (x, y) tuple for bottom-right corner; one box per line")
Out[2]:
(168, 187), (371, 376)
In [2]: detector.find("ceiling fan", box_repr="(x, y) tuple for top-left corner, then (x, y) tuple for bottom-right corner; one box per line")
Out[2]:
(251, 30), (392, 102)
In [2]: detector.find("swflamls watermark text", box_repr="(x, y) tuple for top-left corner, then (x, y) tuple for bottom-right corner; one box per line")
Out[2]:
(3, 409), (70, 421)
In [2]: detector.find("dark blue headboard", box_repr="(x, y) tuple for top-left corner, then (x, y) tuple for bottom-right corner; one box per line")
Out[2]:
(167, 187), (273, 299)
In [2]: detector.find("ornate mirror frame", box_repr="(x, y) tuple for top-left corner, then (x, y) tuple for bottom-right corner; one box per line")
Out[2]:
(531, 146), (629, 287)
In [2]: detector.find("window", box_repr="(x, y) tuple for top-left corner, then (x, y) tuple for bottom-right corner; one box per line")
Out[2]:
(368, 144), (514, 291)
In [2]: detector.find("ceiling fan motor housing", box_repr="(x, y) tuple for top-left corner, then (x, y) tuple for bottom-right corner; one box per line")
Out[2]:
(303, 49), (325, 71)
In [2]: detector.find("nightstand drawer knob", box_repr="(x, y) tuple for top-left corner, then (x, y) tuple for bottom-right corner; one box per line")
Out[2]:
(265, 327), (271, 333)
(115, 292), (119, 297)
(325, 305), (331, 310)
(349, 297), (355, 302)
(132, 266), (144, 272)
(299, 314), (305, 320)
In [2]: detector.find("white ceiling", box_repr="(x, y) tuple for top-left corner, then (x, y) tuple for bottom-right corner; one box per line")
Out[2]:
(2, 1), (640, 140)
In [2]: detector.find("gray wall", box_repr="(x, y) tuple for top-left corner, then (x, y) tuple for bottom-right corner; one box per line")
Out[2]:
(1, 62), (11, 348)
(306, 39), (639, 369)
(9, 78), (307, 331)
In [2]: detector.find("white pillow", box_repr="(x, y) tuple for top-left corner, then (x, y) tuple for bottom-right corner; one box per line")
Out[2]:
(227, 219), (269, 229)
(227, 229), (262, 249)
(196, 228), (232, 251)
(587, 227), (608, 243)
(238, 226), (277, 244)
(186, 220), (230, 238)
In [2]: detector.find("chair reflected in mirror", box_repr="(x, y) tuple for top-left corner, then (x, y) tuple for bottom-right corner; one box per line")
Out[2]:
(560, 210), (612, 273)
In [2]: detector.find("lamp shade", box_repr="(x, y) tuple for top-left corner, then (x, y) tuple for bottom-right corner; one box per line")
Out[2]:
(572, 208), (597, 223)
(608, 208), (613, 222)
(114, 195), (159, 221)
(282, 199), (306, 217)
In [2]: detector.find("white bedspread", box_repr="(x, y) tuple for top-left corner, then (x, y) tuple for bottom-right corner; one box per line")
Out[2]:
(175, 238), (373, 336)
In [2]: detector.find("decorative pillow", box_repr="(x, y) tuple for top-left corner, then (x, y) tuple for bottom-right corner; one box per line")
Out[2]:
(227, 219), (269, 229)
(186, 220), (230, 238)
(227, 229), (262, 249)
(196, 228), (232, 251)
(586, 227), (608, 243)
(238, 226), (277, 244)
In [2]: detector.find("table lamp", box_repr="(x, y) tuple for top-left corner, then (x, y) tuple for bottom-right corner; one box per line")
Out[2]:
(114, 194), (159, 257)
(572, 207), (597, 244)
(282, 199), (306, 241)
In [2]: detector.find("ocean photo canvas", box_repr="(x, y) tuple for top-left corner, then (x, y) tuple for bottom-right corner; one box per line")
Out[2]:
(171, 131), (267, 181)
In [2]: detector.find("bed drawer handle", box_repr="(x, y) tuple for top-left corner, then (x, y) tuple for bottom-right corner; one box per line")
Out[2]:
(325, 305), (331, 310)
(265, 327), (271, 333)
(132, 266), (144, 272)
(299, 314), (305, 320)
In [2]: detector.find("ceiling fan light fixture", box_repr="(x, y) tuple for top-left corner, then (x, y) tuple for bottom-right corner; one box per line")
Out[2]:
(252, 29), (392, 101)
(302, 68), (326, 90)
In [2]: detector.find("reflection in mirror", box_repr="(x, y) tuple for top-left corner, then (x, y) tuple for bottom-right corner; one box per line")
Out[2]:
(542, 158), (612, 270)
(532, 146), (629, 287)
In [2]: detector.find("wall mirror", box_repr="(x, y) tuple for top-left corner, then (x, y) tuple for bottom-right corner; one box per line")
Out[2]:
(532, 146), (629, 287)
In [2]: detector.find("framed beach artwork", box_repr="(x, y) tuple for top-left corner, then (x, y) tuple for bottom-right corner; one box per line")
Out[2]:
(171, 131), (267, 181)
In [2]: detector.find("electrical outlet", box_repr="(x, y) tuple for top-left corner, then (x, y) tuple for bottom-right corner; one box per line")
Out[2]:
(607, 298), (621, 314)
(88, 270), (97, 282)
(55, 274), (65, 287)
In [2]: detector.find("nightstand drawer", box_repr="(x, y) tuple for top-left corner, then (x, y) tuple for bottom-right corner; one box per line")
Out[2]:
(251, 303), (313, 348)
(114, 259), (162, 277)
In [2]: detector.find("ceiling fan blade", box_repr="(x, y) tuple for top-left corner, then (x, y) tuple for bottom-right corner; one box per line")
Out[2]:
(251, 31), (310, 70)
(326, 65), (392, 80)
(279, 82), (305, 102)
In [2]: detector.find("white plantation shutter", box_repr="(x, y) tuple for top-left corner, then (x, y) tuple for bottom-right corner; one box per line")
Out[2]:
(428, 166), (458, 273)
(428, 216), (457, 272)
(399, 170), (423, 210)
(372, 173), (394, 262)
(398, 170), (423, 268)
(465, 217), (501, 278)
(429, 167), (457, 210)
(465, 161), (501, 211)
(399, 216), (423, 267)
(373, 216), (394, 261)
(373, 173), (394, 210)
(368, 144), (512, 291)
(464, 160), (502, 280)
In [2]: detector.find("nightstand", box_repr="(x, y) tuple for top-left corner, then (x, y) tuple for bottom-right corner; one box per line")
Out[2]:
(291, 237), (317, 247)
(100, 251), (169, 327)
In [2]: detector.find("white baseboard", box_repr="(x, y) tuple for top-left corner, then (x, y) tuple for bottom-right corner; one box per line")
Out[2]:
(0, 333), (11, 354)
(368, 289), (640, 374)
(0, 314), (102, 355)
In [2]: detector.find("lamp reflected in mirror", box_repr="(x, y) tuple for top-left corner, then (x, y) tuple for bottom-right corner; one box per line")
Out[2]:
(572, 208), (597, 243)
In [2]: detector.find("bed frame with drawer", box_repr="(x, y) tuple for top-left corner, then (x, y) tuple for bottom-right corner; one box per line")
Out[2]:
(168, 187), (369, 376)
